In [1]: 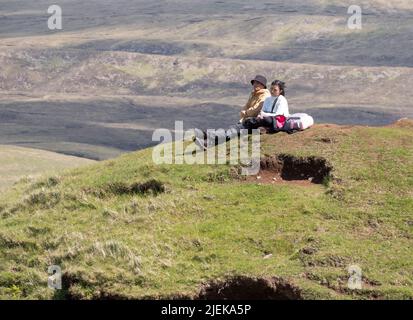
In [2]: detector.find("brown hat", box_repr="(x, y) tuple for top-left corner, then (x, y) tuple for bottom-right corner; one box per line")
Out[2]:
(251, 75), (267, 88)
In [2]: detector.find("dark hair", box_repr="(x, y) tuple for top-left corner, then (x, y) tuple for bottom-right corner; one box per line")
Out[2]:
(271, 80), (286, 96)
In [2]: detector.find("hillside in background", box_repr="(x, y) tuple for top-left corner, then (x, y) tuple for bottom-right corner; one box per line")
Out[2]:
(0, 0), (412, 159)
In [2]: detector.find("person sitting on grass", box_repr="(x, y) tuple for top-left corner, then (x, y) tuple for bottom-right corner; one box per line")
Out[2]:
(194, 80), (289, 150)
(240, 75), (271, 123)
(243, 79), (289, 132)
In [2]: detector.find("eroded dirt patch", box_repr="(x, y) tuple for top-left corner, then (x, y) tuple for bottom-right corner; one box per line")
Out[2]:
(198, 276), (302, 300)
(60, 274), (302, 300)
(248, 154), (332, 185)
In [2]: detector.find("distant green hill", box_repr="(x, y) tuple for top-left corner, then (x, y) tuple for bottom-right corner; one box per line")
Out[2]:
(0, 146), (95, 191)
(0, 120), (412, 300)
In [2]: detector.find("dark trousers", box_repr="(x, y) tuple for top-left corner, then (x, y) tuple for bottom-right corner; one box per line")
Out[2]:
(206, 117), (275, 146)
(243, 117), (275, 132)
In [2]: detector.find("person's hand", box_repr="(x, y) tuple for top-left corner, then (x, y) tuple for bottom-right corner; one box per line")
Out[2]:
(257, 114), (263, 120)
(240, 110), (246, 118)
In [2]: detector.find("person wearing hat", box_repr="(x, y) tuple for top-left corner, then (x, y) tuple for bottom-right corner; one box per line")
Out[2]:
(193, 75), (272, 150)
(239, 75), (271, 123)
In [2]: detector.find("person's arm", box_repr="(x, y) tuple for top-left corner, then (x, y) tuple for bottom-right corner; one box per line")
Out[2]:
(260, 111), (274, 118)
(244, 95), (266, 118)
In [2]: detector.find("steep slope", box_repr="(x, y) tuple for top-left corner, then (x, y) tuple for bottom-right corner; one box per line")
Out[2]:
(0, 120), (412, 299)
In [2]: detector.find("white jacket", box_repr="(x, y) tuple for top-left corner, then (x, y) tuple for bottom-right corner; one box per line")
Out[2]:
(260, 95), (289, 118)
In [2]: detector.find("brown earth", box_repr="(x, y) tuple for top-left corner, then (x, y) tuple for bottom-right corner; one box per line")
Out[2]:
(246, 154), (333, 186)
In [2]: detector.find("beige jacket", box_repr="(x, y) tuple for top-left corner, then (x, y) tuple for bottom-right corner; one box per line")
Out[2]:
(240, 88), (271, 121)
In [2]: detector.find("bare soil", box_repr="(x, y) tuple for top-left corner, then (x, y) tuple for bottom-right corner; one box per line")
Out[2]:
(247, 154), (332, 185)
(198, 276), (302, 300)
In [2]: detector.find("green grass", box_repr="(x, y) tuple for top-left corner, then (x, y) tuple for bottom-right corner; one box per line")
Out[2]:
(0, 145), (95, 191)
(0, 121), (412, 300)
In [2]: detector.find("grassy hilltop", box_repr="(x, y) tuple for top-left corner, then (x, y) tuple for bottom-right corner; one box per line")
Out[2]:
(0, 0), (412, 300)
(0, 119), (412, 300)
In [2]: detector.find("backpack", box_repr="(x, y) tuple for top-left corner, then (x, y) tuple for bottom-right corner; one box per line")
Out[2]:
(283, 113), (314, 132)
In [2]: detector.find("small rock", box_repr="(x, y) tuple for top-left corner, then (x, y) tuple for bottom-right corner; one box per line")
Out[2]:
(263, 254), (273, 259)
(257, 176), (262, 180)
(308, 177), (314, 182)
(273, 177), (277, 181)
